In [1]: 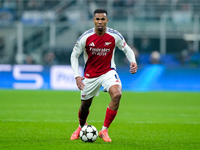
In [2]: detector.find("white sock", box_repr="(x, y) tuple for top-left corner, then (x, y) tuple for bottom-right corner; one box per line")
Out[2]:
(101, 126), (108, 131)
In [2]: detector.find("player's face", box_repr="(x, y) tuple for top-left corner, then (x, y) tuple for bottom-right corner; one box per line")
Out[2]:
(93, 13), (108, 32)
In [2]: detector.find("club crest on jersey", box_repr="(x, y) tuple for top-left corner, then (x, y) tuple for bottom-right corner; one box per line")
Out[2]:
(82, 95), (86, 98)
(89, 42), (95, 47)
(105, 42), (112, 46)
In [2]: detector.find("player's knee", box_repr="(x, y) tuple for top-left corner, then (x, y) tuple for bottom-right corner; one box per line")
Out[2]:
(112, 91), (122, 102)
(111, 93), (121, 111)
(109, 91), (121, 111)
(109, 84), (122, 101)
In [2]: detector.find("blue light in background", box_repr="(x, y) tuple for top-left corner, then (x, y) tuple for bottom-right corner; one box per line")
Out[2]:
(132, 65), (165, 91)
(118, 65), (200, 92)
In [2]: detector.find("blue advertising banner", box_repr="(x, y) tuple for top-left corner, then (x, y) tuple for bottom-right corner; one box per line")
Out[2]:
(0, 64), (200, 91)
(0, 65), (82, 90)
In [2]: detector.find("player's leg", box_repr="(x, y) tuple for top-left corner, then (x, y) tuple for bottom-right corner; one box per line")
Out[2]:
(70, 77), (101, 140)
(105, 84), (121, 126)
(70, 97), (93, 140)
(99, 85), (121, 142)
(79, 98), (94, 127)
(108, 84), (122, 111)
(99, 70), (122, 142)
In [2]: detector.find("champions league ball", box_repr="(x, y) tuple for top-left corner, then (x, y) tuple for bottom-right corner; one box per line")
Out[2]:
(80, 125), (98, 142)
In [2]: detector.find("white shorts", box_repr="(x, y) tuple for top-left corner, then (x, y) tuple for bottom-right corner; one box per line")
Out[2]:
(81, 70), (122, 100)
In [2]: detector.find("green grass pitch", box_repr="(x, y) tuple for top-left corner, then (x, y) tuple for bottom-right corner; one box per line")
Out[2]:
(0, 90), (200, 150)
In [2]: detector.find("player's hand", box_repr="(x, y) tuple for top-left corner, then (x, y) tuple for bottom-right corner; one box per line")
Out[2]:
(75, 76), (85, 90)
(130, 62), (138, 74)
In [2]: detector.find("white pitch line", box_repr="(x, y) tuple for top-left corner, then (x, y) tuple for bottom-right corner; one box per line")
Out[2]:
(0, 119), (200, 124)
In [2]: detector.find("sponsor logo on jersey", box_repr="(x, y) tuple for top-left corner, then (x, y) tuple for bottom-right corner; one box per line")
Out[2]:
(105, 42), (112, 46)
(89, 47), (110, 56)
(89, 42), (95, 47)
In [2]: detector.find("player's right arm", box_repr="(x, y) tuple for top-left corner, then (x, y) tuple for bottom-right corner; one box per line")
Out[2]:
(71, 28), (94, 90)
(75, 76), (85, 90)
(70, 39), (85, 90)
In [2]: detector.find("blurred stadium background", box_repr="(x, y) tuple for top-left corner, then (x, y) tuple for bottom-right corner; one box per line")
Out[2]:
(0, 0), (200, 91)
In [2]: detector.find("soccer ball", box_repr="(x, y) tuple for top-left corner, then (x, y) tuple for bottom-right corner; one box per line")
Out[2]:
(79, 125), (98, 142)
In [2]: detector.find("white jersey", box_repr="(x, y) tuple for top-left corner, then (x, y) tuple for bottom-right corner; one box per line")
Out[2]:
(71, 27), (136, 78)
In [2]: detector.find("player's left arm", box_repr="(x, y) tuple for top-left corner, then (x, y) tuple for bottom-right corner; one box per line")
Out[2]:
(129, 62), (137, 74)
(114, 30), (138, 74)
(123, 44), (138, 74)
(117, 40), (138, 74)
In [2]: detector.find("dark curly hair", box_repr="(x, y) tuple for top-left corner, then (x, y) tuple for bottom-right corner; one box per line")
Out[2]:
(94, 9), (108, 16)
